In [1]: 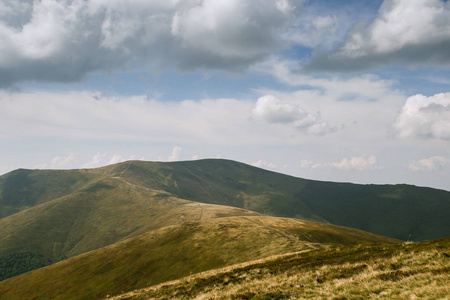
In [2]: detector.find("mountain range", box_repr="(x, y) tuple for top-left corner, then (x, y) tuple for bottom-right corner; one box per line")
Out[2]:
(0, 159), (448, 299)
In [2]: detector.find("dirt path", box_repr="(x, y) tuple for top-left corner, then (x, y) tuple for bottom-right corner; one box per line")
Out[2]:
(109, 177), (154, 192)
(198, 205), (204, 220)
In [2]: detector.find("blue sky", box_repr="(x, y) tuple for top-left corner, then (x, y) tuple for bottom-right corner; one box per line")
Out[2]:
(1, 0), (450, 191)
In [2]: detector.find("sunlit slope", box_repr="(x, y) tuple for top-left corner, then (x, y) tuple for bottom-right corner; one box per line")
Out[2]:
(0, 215), (400, 300)
(0, 163), (133, 219)
(112, 237), (449, 300)
(0, 176), (259, 262)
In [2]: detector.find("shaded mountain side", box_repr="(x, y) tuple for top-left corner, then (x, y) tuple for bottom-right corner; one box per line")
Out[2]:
(296, 181), (450, 241)
(111, 237), (450, 300)
(0, 177), (260, 262)
(0, 215), (400, 300)
(1, 159), (449, 241)
(118, 159), (450, 241)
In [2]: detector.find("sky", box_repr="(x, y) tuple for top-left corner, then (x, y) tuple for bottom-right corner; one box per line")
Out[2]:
(1, 0), (450, 191)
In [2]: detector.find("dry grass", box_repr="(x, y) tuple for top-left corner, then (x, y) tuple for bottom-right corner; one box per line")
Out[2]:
(0, 215), (399, 300)
(110, 238), (450, 300)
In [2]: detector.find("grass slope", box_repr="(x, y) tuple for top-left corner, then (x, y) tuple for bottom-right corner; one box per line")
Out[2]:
(0, 163), (139, 219)
(0, 216), (399, 300)
(111, 237), (450, 300)
(0, 176), (259, 262)
(116, 159), (450, 241)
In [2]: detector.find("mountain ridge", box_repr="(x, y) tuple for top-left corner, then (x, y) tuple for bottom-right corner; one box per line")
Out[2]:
(1, 158), (449, 242)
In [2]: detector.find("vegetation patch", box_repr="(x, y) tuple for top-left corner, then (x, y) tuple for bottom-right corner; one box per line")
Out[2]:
(0, 250), (45, 281)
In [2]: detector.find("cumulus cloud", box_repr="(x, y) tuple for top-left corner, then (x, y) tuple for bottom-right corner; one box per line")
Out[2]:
(0, 0), (303, 86)
(329, 155), (380, 171)
(168, 146), (183, 162)
(306, 0), (450, 71)
(81, 153), (136, 168)
(409, 156), (450, 171)
(299, 160), (321, 169)
(82, 153), (107, 168)
(300, 155), (381, 171)
(251, 95), (336, 135)
(251, 159), (276, 169)
(51, 154), (75, 168)
(394, 93), (450, 140)
(108, 155), (126, 165)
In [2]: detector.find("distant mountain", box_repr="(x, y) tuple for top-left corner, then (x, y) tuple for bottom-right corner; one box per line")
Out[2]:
(1, 159), (449, 250)
(0, 215), (399, 300)
(135, 159), (450, 241)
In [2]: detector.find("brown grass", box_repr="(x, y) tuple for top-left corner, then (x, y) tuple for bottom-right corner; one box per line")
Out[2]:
(0, 215), (399, 300)
(110, 237), (450, 300)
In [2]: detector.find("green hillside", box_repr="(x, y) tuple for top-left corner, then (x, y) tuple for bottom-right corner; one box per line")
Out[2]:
(0, 176), (259, 263)
(152, 159), (450, 241)
(103, 159), (450, 241)
(111, 237), (449, 300)
(0, 215), (399, 300)
(0, 165), (124, 219)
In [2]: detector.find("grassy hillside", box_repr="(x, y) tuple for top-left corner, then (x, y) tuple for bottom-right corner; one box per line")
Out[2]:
(0, 216), (399, 300)
(0, 176), (260, 262)
(111, 237), (450, 300)
(117, 159), (450, 241)
(0, 165), (125, 219)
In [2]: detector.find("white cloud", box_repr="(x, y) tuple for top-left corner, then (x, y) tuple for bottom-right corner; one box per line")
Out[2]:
(299, 160), (321, 169)
(108, 155), (125, 165)
(252, 95), (306, 124)
(394, 93), (450, 140)
(251, 159), (276, 169)
(0, 0), (303, 86)
(306, 0), (450, 70)
(251, 94), (336, 135)
(276, 0), (295, 14)
(329, 155), (380, 171)
(300, 155), (381, 171)
(409, 156), (450, 171)
(168, 146), (183, 162)
(51, 154), (75, 168)
(82, 153), (107, 168)
(81, 153), (137, 168)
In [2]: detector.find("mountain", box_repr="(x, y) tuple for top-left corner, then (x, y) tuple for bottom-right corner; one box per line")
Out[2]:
(0, 215), (399, 300)
(0, 158), (446, 299)
(1, 159), (449, 243)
